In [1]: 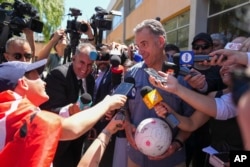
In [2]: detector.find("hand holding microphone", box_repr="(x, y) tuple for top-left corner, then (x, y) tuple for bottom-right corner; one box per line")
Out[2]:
(77, 93), (93, 110)
(140, 86), (179, 128)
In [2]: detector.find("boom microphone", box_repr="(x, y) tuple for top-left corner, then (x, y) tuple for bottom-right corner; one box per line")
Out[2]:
(140, 86), (179, 128)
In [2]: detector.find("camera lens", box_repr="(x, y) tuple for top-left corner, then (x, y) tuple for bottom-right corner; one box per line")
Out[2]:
(78, 23), (88, 32)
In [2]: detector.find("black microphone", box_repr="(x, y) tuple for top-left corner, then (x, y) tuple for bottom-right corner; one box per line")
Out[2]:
(110, 54), (121, 67)
(111, 65), (124, 87)
(162, 61), (197, 77)
(140, 86), (179, 128)
(77, 93), (93, 110)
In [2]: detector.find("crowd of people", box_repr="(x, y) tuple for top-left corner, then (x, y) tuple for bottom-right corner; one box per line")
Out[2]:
(0, 15), (250, 167)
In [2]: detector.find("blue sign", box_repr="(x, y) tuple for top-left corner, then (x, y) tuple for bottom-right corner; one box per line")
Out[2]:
(179, 51), (194, 67)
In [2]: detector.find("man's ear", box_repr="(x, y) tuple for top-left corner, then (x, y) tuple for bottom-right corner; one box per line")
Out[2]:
(4, 53), (10, 61)
(159, 36), (165, 48)
(15, 78), (29, 91)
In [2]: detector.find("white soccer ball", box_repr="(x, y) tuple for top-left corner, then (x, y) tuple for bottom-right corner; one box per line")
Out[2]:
(134, 117), (172, 157)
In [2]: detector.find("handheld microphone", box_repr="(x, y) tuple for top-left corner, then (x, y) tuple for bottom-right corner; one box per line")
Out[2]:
(77, 93), (92, 110)
(162, 61), (196, 77)
(140, 86), (179, 128)
(110, 54), (121, 67)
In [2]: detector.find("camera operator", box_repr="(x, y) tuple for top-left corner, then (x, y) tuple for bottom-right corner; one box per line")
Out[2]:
(36, 29), (67, 75)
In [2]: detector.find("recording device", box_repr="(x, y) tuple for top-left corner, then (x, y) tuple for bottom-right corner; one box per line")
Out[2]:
(209, 152), (229, 167)
(140, 86), (180, 128)
(162, 61), (197, 77)
(231, 68), (250, 106)
(0, 0), (43, 34)
(0, 0), (44, 63)
(173, 53), (213, 64)
(66, 8), (88, 33)
(144, 68), (167, 83)
(113, 77), (135, 96)
(90, 6), (121, 45)
(64, 7), (87, 63)
(113, 77), (136, 127)
(77, 93), (92, 110)
(110, 54), (121, 67)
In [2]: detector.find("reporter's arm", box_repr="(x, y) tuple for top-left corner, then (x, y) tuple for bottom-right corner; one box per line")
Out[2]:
(60, 94), (126, 140)
(154, 102), (210, 132)
(37, 29), (65, 60)
(77, 118), (124, 167)
(149, 72), (217, 118)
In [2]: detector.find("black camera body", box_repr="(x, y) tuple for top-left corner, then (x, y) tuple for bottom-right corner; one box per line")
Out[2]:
(0, 0), (43, 35)
(94, 16), (112, 31)
(66, 8), (88, 33)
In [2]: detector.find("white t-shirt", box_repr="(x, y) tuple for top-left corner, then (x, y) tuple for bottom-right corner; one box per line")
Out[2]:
(215, 92), (237, 120)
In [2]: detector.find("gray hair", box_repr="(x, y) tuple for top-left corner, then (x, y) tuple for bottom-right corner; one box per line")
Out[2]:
(75, 43), (96, 56)
(210, 33), (228, 47)
(5, 36), (29, 52)
(133, 19), (166, 39)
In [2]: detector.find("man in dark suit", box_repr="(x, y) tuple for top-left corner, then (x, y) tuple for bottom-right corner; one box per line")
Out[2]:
(40, 43), (96, 167)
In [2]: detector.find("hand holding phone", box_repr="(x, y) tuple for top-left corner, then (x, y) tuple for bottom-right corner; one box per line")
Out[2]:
(144, 68), (167, 83)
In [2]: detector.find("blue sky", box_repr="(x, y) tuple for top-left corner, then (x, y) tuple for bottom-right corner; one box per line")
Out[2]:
(62, 0), (111, 28)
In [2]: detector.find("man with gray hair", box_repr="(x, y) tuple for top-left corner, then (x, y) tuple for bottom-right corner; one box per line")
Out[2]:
(40, 42), (97, 167)
(210, 33), (228, 51)
(124, 19), (194, 167)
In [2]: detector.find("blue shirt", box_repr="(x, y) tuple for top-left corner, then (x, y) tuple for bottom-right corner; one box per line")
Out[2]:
(125, 62), (194, 167)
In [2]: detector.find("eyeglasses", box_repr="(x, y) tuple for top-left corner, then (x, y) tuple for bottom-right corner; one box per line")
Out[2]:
(8, 53), (32, 60)
(192, 44), (211, 50)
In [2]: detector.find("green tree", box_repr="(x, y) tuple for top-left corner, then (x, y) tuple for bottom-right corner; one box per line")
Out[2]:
(0, 0), (65, 40)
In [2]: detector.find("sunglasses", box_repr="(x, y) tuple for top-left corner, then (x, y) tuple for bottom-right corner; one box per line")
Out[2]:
(9, 53), (32, 60)
(192, 44), (211, 50)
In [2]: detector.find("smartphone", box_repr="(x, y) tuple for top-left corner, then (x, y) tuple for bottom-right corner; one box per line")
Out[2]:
(144, 68), (167, 83)
(224, 42), (242, 50)
(165, 113), (180, 128)
(194, 55), (212, 62)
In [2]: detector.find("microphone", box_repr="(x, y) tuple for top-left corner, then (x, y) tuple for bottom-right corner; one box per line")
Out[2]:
(77, 93), (92, 110)
(110, 54), (121, 67)
(140, 86), (163, 109)
(111, 65), (124, 86)
(140, 86), (179, 128)
(162, 61), (197, 77)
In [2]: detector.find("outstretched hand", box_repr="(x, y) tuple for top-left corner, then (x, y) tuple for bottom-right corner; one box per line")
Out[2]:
(103, 94), (127, 111)
(148, 71), (179, 94)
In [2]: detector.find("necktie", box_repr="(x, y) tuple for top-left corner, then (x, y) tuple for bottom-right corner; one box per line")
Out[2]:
(78, 79), (84, 95)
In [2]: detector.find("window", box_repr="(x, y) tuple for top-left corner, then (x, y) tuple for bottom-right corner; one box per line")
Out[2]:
(207, 2), (250, 41)
(163, 11), (190, 49)
(209, 0), (249, 15)
(112, 6), (124, 29)
(129, 0), (143, 12)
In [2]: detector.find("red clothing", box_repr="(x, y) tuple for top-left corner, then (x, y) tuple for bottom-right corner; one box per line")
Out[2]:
(0, 90), (62, 167)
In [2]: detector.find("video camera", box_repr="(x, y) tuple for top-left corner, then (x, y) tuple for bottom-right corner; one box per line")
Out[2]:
(90, 6), (121, 45)
(64, 8), (88, 63)
(0, 0), (44, 63)
(66, 8), (88, 34)
(0, 0), (43, 35)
